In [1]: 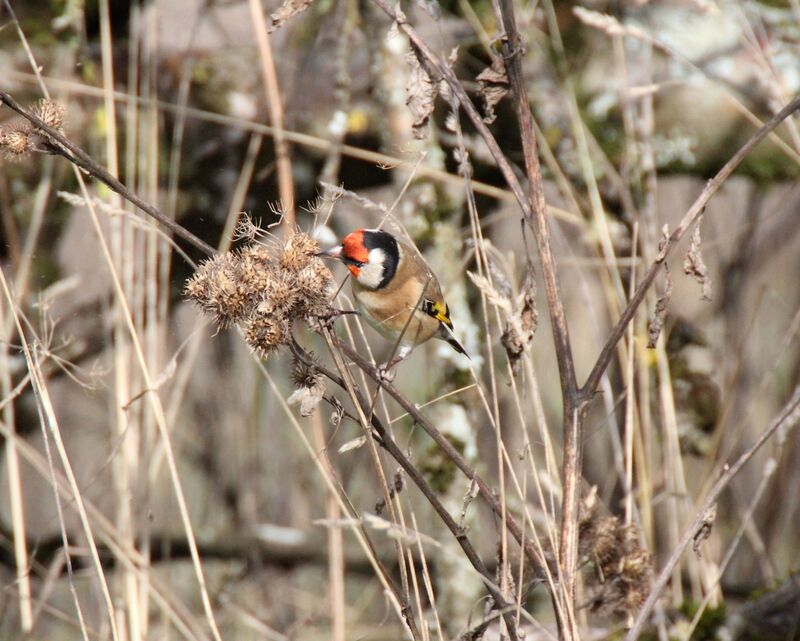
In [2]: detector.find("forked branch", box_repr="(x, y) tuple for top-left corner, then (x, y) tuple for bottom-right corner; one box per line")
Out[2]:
(580, 93), (800, 397)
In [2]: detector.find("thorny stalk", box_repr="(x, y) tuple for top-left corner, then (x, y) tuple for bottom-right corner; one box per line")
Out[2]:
(494, 3), (582, 633)
(3, 15), (800, 631)
(581, 92), (800, 397)
(625, 385), (800, 641)
(292, 340), (522, 640)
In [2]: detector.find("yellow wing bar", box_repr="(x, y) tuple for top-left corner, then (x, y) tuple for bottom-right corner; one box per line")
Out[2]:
(423, 299), (453, 328)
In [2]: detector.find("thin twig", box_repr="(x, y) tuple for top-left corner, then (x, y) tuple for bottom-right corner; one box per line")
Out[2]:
(335, 341), (545, 574)
(625, 384), (800, 641)
(248, 0), (295, 230)
(581, 93), (800, 398)
(493, 2), (583, 628)
(293, 342), (522, 641)
(0, 91), (215, 259)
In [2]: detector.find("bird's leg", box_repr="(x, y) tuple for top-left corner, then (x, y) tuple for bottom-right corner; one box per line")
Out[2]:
(315, 307), (360, 329)
(376, 345), (412, 384)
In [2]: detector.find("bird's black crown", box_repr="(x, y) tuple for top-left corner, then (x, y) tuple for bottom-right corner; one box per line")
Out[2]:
(362, 230), (399, 289)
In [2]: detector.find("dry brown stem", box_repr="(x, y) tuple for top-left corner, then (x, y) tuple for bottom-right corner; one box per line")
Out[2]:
(625, 384), (800, 640)
(582, 93), (800, 397)
(292, 340), (522, 641)
(0, 91), (216, 258)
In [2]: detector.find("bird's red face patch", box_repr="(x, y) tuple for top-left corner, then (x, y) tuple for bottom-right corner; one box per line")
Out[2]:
(341, 230), (369, 277)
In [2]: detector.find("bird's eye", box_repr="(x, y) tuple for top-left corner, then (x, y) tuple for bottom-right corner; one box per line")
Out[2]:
(343, 256), (364, 268)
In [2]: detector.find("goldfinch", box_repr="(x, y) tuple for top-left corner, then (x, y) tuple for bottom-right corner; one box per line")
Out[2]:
(322, 229), (468, 372)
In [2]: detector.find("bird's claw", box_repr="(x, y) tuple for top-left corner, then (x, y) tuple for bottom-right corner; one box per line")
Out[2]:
(315, 307), (359, 329)
(376, 363), (396, 385)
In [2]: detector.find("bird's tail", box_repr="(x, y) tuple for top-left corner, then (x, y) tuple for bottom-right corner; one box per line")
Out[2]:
(439, 323), (470, 359)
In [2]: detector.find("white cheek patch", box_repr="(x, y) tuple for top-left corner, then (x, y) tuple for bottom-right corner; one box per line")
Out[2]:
(357, 248), (386, 289)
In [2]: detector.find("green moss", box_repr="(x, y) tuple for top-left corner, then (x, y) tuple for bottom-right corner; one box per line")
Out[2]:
(590, 626), (659, 641)
(678, 600), (726, 641)
(434, 0), (494, 20)
(737, 139), (800, 183)
(418, 434), (467, 493)
(447, 365), (473, 390)
(406, 180), (459, 248)
(20, 16), (61, 47)
(753, 0), (792, 8)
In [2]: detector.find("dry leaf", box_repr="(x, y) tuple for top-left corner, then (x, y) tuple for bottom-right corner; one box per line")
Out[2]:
(518, 263), (538, 337)
(684, 219), (712, 301)
(405, 47), (437, 139)
(693, 504), (717, 556)
(500, 263), (538, 373)
(268, 0), (314, 32)
(648, 228), (674, 348)
(288, 380), (325, 417)
(647, 265), (672, 349)
(487, 253), (513, 302)
(338, 435), (367, 453)
(476, 58), (509, 124)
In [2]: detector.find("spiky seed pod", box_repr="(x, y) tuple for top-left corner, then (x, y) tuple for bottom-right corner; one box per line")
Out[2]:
(0, 125), (33, 160)
(185, 230), (335, 358)
(291, 352), (322, 389)
(244, 312), (290, 355)
(238, 242), (272, 268)
(237, 246), (274, 295)
(280, 231), (320, 271)
(294, 260), (333, 313)
(590, 516), (623, 567)
(185, 253), (250, 328)
(0, 100), (66, 161)
(264, 271), (299, 313)
(288, 352), (326, 417)
(578, 490), (653, 619)
(30, 99), (66, 131)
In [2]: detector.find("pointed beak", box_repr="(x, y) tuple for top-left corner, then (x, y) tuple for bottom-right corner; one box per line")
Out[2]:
(317, 244), (343, 260)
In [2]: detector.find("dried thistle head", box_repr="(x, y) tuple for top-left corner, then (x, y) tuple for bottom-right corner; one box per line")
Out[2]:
(237, 246), (279, 301)
(288, 351), (326, 417)
(578, 488), (653, 619)
(0, 99), (66, 162)
(30, 99), (66, 132)
(184, 252), (249, 328)
(0, 124), (34, 160)
(244, 311), (290, 356)
(294, 261), (334, 311)
(280, 231), (320, 271)
(185, 229), (334, 358)
(238, 242), (272, 268)
(291, 351), (322, 389)
(264, 271), (299, 312)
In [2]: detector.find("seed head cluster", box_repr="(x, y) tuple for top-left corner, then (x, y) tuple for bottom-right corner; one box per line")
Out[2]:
(288, 353), (326, 417)
(185, 231), (334, 356)
(0, 99), (65, 161)
(579, 489), (653, 620)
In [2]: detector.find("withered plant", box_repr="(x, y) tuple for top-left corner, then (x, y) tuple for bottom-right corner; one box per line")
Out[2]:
(1, 2), (800, 641)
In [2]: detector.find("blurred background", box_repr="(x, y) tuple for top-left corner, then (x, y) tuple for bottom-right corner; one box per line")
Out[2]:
(0, 0), (799, 639)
